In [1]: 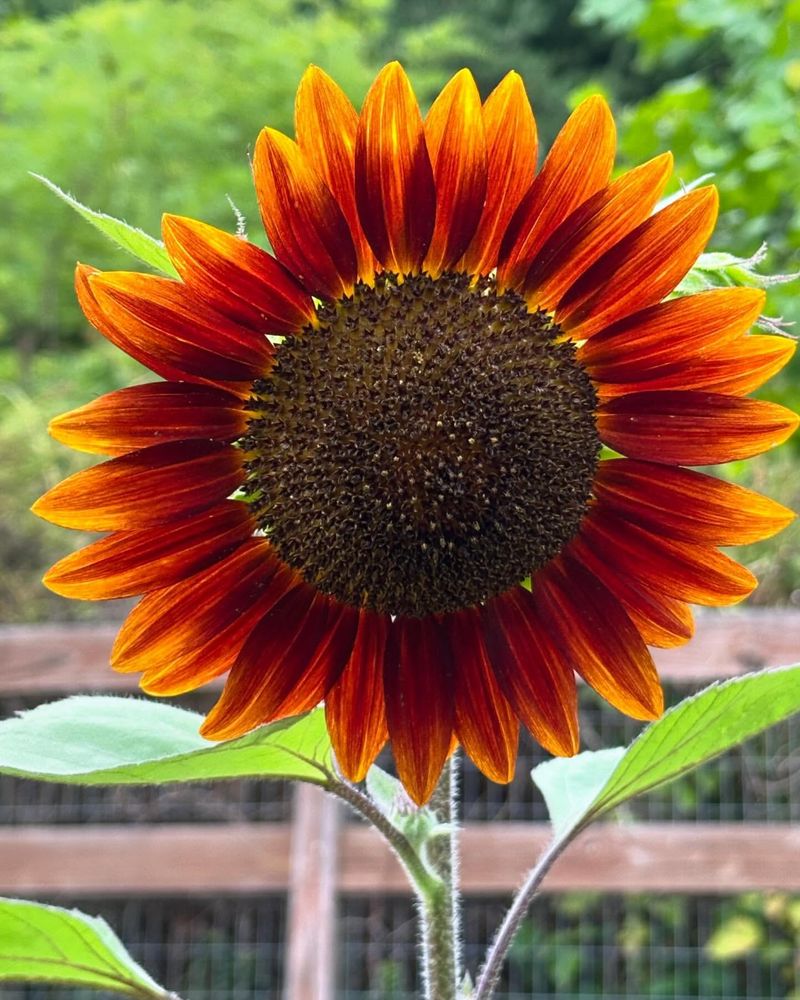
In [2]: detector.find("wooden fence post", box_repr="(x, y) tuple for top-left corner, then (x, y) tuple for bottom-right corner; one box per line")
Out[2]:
(284, 783), (341, 1000)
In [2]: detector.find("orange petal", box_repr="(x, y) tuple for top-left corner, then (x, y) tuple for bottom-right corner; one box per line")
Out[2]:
(253, 127), (358, 299)
(140, 550), (297, 695)
(582, 507), (757, 606)
(112, 538), (284, 674)
(579, 287), (766, 378)
(294, 66), (376, 282)
(89, 272), (272, 382)
(523, 152), (673, 310)
(48, 382), (246, 456)
(383, 615), (454, 806)
(568, 532), (695, 649)
(497, 95), (615, 292)
(596, 334), (796, 398)
(598, 390), (799, 465)
(202, 585), (358, 739)
(32, 440), (243, 531)
(482, 586), (579, 756)
(423, 69), (487, 276)
(325, 609), (390, 783)
(162, 215), (315, 333)
(43, 501), (254, 600)
(446, 607), (518, 784)
(460, 71), (537, 276)
(355, 62), (436, 275)
(594, 458), (795, 546)
(535, 554), (663, 721)
(557, 187), (719, 337)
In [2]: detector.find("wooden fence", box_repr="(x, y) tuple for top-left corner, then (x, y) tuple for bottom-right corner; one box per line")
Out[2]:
(1, 611), (799, 999)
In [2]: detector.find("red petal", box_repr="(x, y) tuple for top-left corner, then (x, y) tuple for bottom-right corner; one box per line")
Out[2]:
(582, 507), (757, 606)
(89, 272), (272, 382)
(253, 127), (358, 299)
(383, 615), (454, 805)
(32, 440), (244, 531)
(48, 382), (246, 456)
(579, 287), (766, 376)
(598, 390), (799, 465)
(355, 62), (436, 275)
(201, 585), (358, 739)
(594, 458), (795, 545)
(497, 95), (616, 292)
(482, 587), (579, 756)
(294, 66), (376, 282)
(325, 609), (390, 782)
(568, 532), (694, 649)
(162, 215), (315, 333)
(446, 608), (518, 784)
(460, 71), (537, 276)
(423, 69), (487, 276)
(597, 334), (796, 398)
(535, 555), (663, 720)
(557, 187), (719, 337)
(43, 501), (254, 600)
(523, 152), (673, 310)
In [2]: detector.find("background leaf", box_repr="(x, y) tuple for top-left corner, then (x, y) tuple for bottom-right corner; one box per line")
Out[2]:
(0, 897), (170, 997)
(0, 696), (333, 786)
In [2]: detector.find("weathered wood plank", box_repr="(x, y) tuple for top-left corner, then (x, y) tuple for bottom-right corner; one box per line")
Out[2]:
(2, 823), (799, 896)
(284, 785), (339, 1000)
(2, 610), (797, 695)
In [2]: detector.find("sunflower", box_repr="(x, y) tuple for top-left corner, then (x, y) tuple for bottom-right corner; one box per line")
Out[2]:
(34, 63), (797, 804)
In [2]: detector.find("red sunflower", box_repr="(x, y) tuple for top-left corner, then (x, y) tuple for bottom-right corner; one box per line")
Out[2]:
(34, 63), (798, 804)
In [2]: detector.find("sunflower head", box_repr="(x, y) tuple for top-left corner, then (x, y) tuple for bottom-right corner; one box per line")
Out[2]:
(34, 62), (798, 804)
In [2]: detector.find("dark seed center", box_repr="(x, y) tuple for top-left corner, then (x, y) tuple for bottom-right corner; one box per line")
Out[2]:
(243, 272), (599, 617)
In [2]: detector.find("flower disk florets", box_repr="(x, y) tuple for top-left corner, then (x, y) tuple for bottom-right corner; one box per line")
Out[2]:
(244, 272), (600, 617)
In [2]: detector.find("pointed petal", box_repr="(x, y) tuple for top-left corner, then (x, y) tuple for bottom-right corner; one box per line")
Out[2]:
(423, 69), (488, 276)
(253, 127), (358, 299)
(569, 532), (694, 648)
(89, 272), (272, 382)
(140, 549), (297, 695)
(460, 71), (537, 276)
(497, 95), (616, 292)
(523, 153), (673, 309)
(202, 586), (357, 739)
(446, 607), (518, 784)
(326, 609), (390, 782)
(383, 615), (454, 805)
(48, 382), (246, 456)
(162, 215), (315, 333)
(355, 62), (436, 274)
(582, 507), (757, 606)
(579, 287), (766, 378)
(596, 334), (796, 398)
(598, 390), (799, 465)
(594, 458), (795, 545)
(294, 66), (376, 281)
(32, 440), (243, 531)
(482, 586), (579, 756)
(535, 555), (663, 720)
(43, 501), (255, 600)
(557, 187), (719, 337)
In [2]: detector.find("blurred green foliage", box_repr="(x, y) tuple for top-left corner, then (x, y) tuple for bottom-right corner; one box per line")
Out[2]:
(0, 0), (798, 622)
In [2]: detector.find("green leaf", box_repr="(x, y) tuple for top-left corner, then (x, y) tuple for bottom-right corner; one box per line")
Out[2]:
(0, 696), (333, 786)
(0, 897), (170, 997)
(366, 765), (439, 850)
(32, 175), (177, 276)
(533, 664), (800, 841)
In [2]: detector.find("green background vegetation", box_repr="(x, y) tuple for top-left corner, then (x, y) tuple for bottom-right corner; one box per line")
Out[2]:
(0, 0), (798, 622)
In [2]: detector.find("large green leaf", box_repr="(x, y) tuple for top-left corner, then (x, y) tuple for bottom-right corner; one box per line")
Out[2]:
(533, 664), (800, 840)
(0, 898), (170, 997)
(0, 696), (333, 785)
(33, 175), (177, 276)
